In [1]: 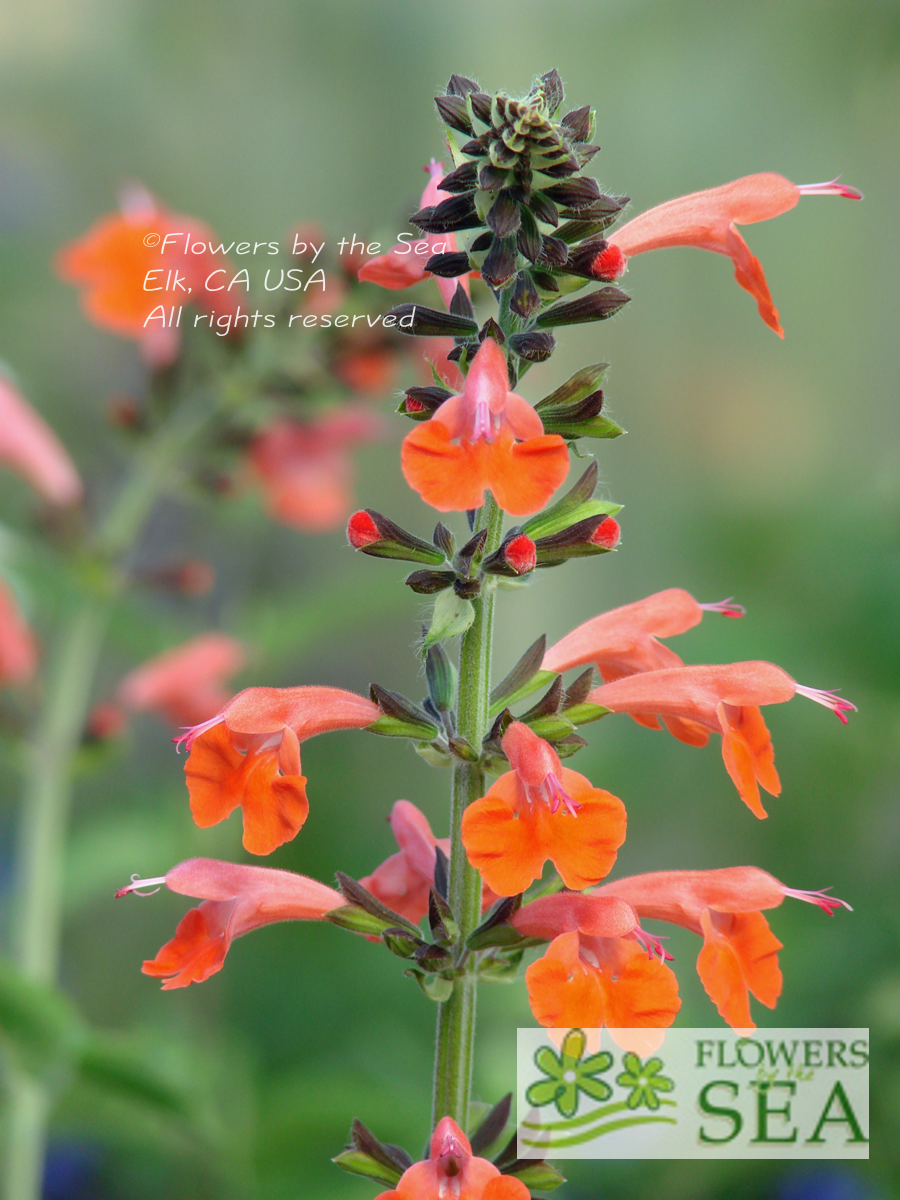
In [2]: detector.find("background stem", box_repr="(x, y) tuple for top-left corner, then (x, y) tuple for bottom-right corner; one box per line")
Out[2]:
(432, 494), (503, 1130)
(2, 384), (231, 1200)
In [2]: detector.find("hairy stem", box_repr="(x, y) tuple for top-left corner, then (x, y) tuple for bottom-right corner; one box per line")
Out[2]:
(432, 493), (504, 1130)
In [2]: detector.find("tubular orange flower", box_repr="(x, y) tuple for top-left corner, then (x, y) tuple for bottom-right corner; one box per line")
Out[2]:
(358, 161), (471, 309)
(543, 587), (744, 682)
(0, 373), (83, 507)
(595, 868), (851, 1029)
(588, 662), (856, 818)
(0, 580), (38, 686)
(56, 185), (245, 365)
(248, 408), (381, 532)
(115, 633), (247, 728)
(178, 686), (381, 855)
(401, 337), (570, 515)
(374, 1116), (529, 1200)
(118, 858), (346, 990)
(461, 721), (626, 895)
(609, 174), (862, 336)
(360, 800), (499, 925)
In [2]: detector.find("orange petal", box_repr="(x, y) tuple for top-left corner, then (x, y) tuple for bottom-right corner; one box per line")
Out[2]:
(239, 763), (309, 856)
(725, 226), (783, 337)
(717, 910), (783, 1009)
(536, 770), (627, 890)
(484, 434), (570, 517)
(185, 725), (309, 855)
(461, 774), (546, 896)
(185, 724), (247, 828)
(525, 933), (605, 1028)
(483, 1177), (531, 1200)
(596, 943), (681, 1029)
(717, 702), (778, 819)
(401, 421), (490, 511)
(142, 901), (232, 989)
(663, 715), (711, 747)
(697, 908), (753, 1028)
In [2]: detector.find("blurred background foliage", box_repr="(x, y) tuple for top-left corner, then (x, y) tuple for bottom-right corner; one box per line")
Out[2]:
(0, 0), (897, 1196)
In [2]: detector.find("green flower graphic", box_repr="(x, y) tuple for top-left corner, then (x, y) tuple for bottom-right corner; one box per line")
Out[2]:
(615, 1052), (675, 1110)
(526, 1029), (613, 1118)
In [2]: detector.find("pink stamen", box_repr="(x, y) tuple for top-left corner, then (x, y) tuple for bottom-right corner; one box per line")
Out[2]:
(173, 711), (225, 752)
(700, 597), (746, 618)
(798, 177), (864, 201)
(782, 885), (853, 915)
(115, 873), (166, 899)
(794, 684), (857, 725)
(438, 1133), (466, 1177)
(471, 396), (495, 442)
(542, 771), (581, 818)
(632, 926), (672, 961)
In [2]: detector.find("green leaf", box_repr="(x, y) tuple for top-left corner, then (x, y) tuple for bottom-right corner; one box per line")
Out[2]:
(367, 713), (440, 739)
(505, 1160), (567, 1189)
(403, 969), (454, 1003)
(470, 1093), (512, 1155)
(78, 1036), (194, 1120)
(332, 1149), (402, 1187)
(425, 642), (457, 711)
(334, 874), (422, 938)
(0, 955), (85, 1078)
(489, 636), (548, 717)
(566, 702), (609, 726)
(423, 590), (475, 650)
(527, 715), (577, 741)
(535, 364), (608, 411)
(325, 904), (396, 937)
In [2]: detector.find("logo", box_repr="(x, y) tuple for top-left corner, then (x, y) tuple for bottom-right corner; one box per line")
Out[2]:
(517, 1028), (869, 1159)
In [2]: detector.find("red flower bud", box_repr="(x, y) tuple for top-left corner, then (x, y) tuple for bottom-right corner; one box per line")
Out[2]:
(504, 533), (537, 575)
(589, 516), (620, 549)
(347, 510), (382, 549)
(591, 243), (627, 281)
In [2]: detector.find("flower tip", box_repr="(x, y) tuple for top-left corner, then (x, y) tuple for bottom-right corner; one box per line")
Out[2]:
(590, 244), (628, 282)
(795, 684), (857, 723)
(115, 873), (166, 898)
(589, 516), (621, 549)
(504, 533), (537, 575)
(700, 597), (746, 619)
(782, 885), (852, 915)
(798, 177), (864, 201)
(347, 509), (382, 549)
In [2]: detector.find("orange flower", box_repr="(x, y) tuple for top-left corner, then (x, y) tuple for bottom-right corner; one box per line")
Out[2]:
(0, 579), (38, 686)
(543, 587), (744, 682)
(401, 338), (569, 515)
(248, 408), (381, 532)
(56, 185), (245, 365)
(610, 174), (862, 336)
(358, 161), (471, 310)
(374, 1116), (529, 1200)
(179, 686), (381, 855)
(588, 662), (855, 818)
(523, 930), (680, 1033)
(0, 373), (82, 507)
(116, 633), (247, 727)
(119, 858), (345, 990)
(360, 800), (498, 924)
(461, 721), (626, 896)
(595, 868), (850, 1029)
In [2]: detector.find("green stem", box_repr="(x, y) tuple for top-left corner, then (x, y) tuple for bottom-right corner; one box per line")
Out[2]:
(2, 383), (234, 1200)
(432, 494), (504, 1130)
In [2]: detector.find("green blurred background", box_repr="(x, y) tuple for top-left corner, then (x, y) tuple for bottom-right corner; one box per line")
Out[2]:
(1, 0), (897, 1196)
